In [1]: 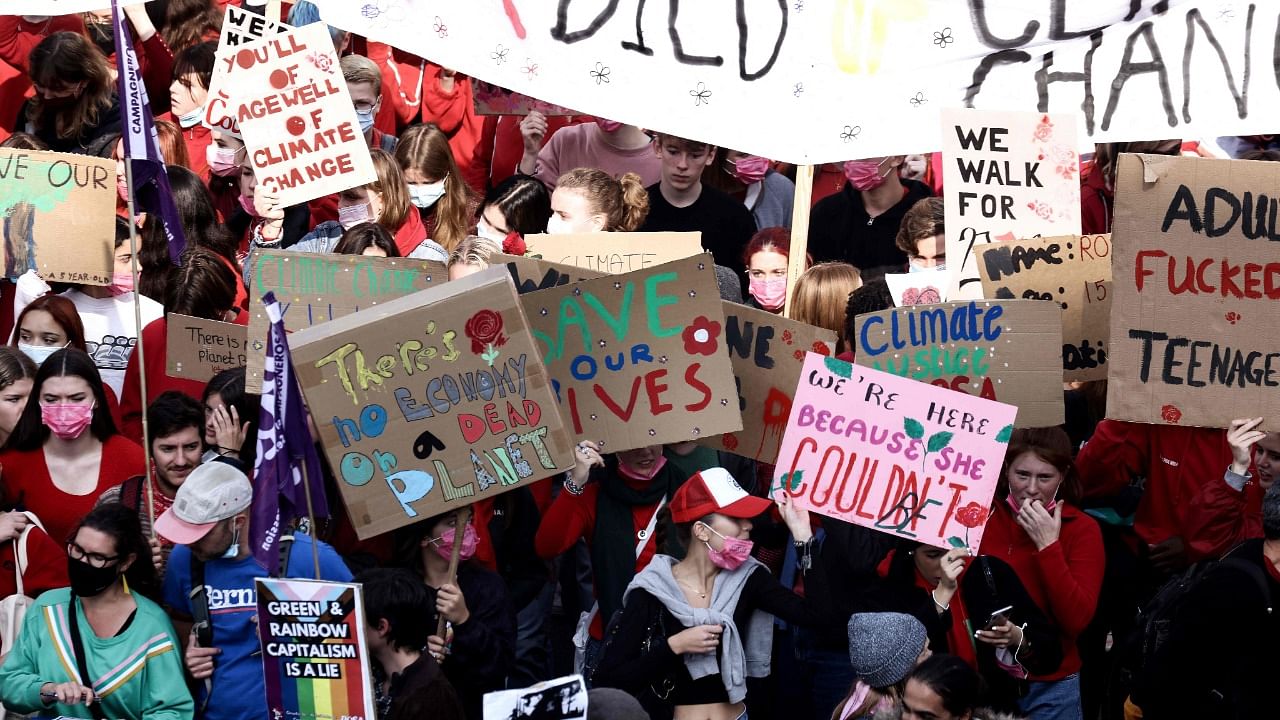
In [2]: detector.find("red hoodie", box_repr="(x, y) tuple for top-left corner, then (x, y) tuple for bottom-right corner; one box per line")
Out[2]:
(1076, 420), (1233, 561)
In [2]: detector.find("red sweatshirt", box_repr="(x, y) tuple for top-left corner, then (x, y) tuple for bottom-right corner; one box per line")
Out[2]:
(534, 478), (663, 639)
(420, 64), (486, 193)
(1184, 465), (1265, 559)
(1076, 420), (1233, 559)
(0, 522), (68, 608)
(0, 436), (145, 545)
(978, 503), (1104, 680)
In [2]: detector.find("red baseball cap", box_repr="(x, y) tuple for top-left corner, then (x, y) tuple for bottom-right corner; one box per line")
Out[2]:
(671, 468), (772, 523)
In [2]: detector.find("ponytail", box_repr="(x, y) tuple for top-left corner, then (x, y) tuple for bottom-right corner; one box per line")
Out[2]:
(616, 172), (650, 232)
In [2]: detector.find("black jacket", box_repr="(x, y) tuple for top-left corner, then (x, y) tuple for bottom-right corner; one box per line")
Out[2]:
(428, 563), (516, 720)
(808, 178), (933, 274)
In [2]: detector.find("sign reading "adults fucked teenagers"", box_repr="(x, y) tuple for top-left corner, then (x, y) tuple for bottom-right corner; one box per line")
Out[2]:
(221, 22), (376, 206)
(289, 268), (574, 539)
(775, 355), (1017, 553)
(522, 254), (741, 452)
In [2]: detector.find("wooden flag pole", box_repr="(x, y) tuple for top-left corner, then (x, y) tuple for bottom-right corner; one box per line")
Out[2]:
(784, 165), (815, 317)
(122, 160), (157, 537)
(435, 505), (474, 639)
(300, 461), (323, 579)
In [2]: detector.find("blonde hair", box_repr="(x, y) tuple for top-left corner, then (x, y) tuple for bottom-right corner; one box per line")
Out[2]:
(340, 54), (383, 94)
(396, 124), (476, 253)
(448, 235), (501, 272)
(364, 149), (411, 232)
(556, 168), (649, 232)
(790, 262), (863, 353)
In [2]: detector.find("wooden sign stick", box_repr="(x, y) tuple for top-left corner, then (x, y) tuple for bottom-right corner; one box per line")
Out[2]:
(436, 505), (474, 639)
(784, 165), (815, 317)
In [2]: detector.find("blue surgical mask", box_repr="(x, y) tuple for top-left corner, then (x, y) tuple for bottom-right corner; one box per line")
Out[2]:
(177, 105), (205, 129)
(356, 109), (375, 134)
(18, 342), (64, 366)
(408, 180), (446, 209)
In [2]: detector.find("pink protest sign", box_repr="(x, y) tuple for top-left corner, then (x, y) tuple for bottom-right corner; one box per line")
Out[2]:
(774, 353), (1018, 552)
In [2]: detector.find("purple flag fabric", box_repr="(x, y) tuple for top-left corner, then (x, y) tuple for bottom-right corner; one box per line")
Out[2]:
(110, 1), (187, 264)
(251, 291), (329, 573)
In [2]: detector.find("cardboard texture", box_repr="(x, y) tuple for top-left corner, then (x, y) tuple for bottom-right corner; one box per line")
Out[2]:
(491, 253), (606, 294)
(524, 232), (704, 274)
(886, 268), (950, 307)
(1108, 154), (1280, 430)
(245, 250), (446, 393)
(522, 254), (742, 451)
(219, 23), (376, 206)
(853, 299), (1064, 428)
(978, 234), (1113, 382)
(0, 149), (113, 285)
(702, 303), (837, 465)
(289, 267), (574, 539)
(942, 108), (1081, 300)
(474, 81), (577, 116)
(255, 578), (375, 720)
(166, 314), (249, 381)
(774, 354), (1018, 552)
(203, 5), (290, 136)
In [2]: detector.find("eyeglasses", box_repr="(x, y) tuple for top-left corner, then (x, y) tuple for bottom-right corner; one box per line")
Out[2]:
(67, 541), (119, 569)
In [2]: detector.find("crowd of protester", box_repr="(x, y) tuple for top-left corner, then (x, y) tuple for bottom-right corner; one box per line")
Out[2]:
(0, 3), (1275, 720)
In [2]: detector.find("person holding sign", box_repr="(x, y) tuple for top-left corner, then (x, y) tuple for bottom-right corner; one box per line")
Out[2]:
(520, 113), (661, 191)
(591, 468), (831, 720)
(0, 503), (191, 720)
(809, 157), (932, 277)
(167, 42), (216, 180)
(395, 512), (514, 720)
(978, 428), (1103, 720)
(0, 348), (143, 548)
(1182, 418), (1278, 559)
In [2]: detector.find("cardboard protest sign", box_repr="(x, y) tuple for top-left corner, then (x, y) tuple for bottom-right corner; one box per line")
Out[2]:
(853, 300), (1063, 428)
(290, 268), (574, 539)
(483, 675), (587, 720)
(978, 234), (1113, 382)
(475, 81), (576, 116)
(491, 253), (606, 295)
(943, 108), (1081, 300)
(218, 23), (376, 206)
(522, 254), (741, 451)
(255, 578), (375, 720)
(774, 354), (1017, 552)
(310, 2), (1279, 163)
(246, 250), (446, 393)
(886, 268), (950, 307)
(1108, 154), (1280, 430)
(525, 232), (704, 275)
(166, 314), (249, 381)
(702, 303), (837, 464)
(0, 149), (113, 285)
(203, 5), (291, 137)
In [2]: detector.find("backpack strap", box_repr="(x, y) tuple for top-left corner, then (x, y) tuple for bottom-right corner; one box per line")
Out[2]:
(11, 512), (41, 598)
(66, 595), (108, 720)
(116, 476), (144, 512)
(187, 554), (214, 714)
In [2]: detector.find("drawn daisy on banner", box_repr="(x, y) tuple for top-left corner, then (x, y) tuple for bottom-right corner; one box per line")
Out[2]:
(839, 125), (861, 142)
(589, 62), (611, 85)
(933, 27), (954, 48)
(491, 45), (509, 65)
(432, 16), (448, 38)
(690, 82), (712, 106)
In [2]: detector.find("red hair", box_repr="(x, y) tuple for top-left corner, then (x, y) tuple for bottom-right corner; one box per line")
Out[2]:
(742, 227), (812, 269)
(12, 295), (87, 352)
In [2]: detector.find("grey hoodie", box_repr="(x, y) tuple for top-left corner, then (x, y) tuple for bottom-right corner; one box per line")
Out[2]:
(623, 555), (773, 704)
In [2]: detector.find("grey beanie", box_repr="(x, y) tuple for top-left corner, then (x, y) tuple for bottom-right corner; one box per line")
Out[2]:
(847, 612), (928, 688)
(586, 688), (648, 720)
(714, 264), (744, 303)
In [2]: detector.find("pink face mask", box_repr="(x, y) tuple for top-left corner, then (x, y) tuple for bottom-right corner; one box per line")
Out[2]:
(618, 454), (667, 482)
(110, 270), (135, 296)
(749, 276), (786, 311)
(702, 523), (753, 571)
(842, 158), (892, 192)
(730, 155), (770, 184)
(42, 403), (94, 441)
(594, 118), (622, 133)
(206, 145), (239, 177)
(1005, 494), (1058, 515)
(238, 193), (257, 218)
(430, 523), (478, 561)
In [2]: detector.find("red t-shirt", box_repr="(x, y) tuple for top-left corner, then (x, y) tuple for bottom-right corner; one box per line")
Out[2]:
(0, 436), (145, 545)
(0, 523), (68, 604)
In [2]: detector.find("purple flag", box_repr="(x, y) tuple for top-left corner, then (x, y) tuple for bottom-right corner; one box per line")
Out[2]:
(251, 291), (329, 573)
(110, 0), (187, 264)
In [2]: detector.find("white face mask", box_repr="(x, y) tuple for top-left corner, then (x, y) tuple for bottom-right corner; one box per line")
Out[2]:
(545, 214), (571, 235)
(21, 16), (52, 23)
(177, 105), (205, 129)
(18, 342), (64, 366)
(909, 260), (945, 273)
(408, 180), (446, 209)
(338, 202), (374, 230)
(476, 217), (506, 243)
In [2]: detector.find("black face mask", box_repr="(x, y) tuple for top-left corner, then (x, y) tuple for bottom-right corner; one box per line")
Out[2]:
(67, 557), (119, 598)
(86, 21), (115, 58)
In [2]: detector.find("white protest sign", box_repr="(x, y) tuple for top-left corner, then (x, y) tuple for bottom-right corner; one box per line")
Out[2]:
(10, 0), (152, 12)
(942, 108), (1081, 300)
(886, 267), (950, 307)
(204, 5), (292, 137)
(311, 1), (1276, 163)
(223, 23), (376, 207)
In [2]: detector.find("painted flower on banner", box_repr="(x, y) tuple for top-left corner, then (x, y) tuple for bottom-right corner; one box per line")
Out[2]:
(683, 316), (722, 356)
(955, 502), (988, 529)
(433, 16), (448, 38)
(1033, 115), (1055, 142)
(909, 92), (927, 107)
(491, 45), (509, 65)
(722, 433), (739, 451)
(782, 329), (794, 345)
(590, 62), (612, 85)
(902, 286), (943, 306)
(793, 82), (804, 97)
(1161, 404), (1183, 424)
(1226, 311), (1241, 324)
(1028, 200), (1054, 221)
(465, 310), (507, 354)
(690, 82), (712, 106)
(933, 27), (954, 48)
(523, 59), (539, 78)
(840, 125), (861, 142)
(811, 341), (831, 357)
